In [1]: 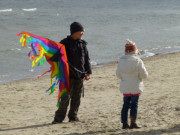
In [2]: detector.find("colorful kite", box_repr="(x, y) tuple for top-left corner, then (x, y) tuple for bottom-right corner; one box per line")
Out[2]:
(16, 31), (69, 107)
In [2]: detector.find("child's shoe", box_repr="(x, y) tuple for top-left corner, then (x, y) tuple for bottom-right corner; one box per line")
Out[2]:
(130, 116), (142, 129)
(122, 123), (130, 129)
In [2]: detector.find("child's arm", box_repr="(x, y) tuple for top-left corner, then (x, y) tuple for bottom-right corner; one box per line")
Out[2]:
(116, 61), (122, 79)
(138, 59), (148, 80)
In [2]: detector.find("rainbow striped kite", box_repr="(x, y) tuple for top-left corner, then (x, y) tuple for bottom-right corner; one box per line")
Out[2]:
(16, 31), (69, 107)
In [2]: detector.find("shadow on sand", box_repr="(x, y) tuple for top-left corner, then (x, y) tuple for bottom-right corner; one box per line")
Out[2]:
(0, 123), (52, 132)
(0, 123), (179, 135)
(66, 124), (180, 135)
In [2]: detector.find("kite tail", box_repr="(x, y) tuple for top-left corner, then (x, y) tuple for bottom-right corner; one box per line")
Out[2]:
(57, 82), (69, 108)
(17, 31), (70, 108)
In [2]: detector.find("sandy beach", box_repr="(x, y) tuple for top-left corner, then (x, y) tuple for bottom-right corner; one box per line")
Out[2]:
(0, 52), (180, 135)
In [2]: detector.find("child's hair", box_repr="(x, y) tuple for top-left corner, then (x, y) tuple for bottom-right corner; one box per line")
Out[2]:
(126, 50), (140, 56)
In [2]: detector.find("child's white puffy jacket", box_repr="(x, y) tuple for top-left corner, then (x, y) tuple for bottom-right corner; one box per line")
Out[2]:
(116, 55), (148, 94)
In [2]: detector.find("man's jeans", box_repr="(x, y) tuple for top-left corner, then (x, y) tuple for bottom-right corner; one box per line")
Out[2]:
(121, 96), (139, 123)
(53, 79), (83, 122)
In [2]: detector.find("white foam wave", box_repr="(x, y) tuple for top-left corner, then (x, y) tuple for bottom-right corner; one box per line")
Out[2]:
(22, 8), (37, 11)
(140, 51), (155, 58)
(0, 74), (8, 78)
(151, 47), (159, 51)
(29, 69), (34, 72)
(91, 61), (97, 66)
(11, 48), (22, 51)
(164, 46), (171, 49)
(0, 9), (12, 12)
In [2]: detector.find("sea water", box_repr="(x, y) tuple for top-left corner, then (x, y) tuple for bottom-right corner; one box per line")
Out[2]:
(0, 0), (180, 83)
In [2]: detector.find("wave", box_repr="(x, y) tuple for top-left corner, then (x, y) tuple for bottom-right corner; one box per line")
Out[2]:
(140, 45), (180, 58)
(0, 74), (8, 78)
(91, 61), (97, 66)
(11, 48), (22, 51)
(22, 8), (37, 11)
(29, 69), (34, 72)
(140, 51), (155, 58)
(0, 9), (12, 12)
(0, 48), (29, 54)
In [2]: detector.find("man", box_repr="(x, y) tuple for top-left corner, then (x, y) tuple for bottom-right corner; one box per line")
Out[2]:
(51, 22), (92, 124)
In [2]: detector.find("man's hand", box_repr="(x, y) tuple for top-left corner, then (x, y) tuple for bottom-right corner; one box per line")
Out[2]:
(84, 74), (91, 81)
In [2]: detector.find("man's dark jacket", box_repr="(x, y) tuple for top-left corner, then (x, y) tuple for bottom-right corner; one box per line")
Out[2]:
(50, 36), (92, 79)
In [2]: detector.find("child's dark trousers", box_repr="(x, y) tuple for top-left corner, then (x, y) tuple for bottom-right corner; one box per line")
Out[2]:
(121, 96), (139, 123)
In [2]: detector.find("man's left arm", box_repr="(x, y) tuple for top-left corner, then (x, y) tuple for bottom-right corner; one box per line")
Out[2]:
(84, 45), (92, 80)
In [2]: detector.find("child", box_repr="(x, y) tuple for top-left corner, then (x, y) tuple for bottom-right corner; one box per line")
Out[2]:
(116, 39), (148, 129)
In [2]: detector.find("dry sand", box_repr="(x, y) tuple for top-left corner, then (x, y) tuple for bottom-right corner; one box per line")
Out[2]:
(0, 52), (180, 135)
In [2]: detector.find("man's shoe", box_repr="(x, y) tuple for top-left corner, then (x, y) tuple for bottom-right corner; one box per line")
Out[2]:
(69, 117), (79, 122)
(52, 120), (62, 124)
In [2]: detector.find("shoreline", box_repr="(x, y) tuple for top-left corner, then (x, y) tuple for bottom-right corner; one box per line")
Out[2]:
(1, 51), (180, 84)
